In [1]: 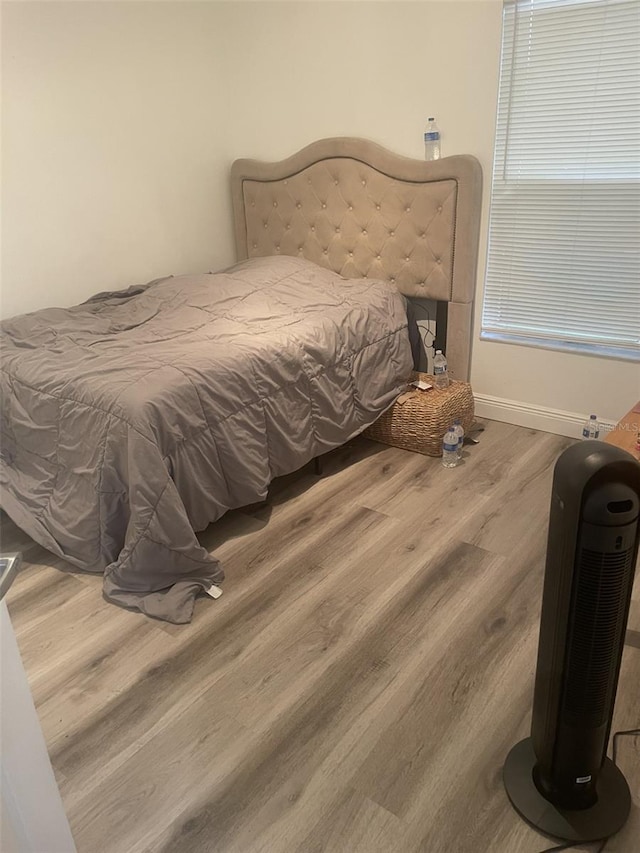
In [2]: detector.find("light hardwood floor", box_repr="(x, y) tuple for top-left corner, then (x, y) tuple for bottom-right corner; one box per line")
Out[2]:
(3, 420), (639, 853)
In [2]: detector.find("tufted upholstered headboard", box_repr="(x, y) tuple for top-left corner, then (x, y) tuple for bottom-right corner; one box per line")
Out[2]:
(231, 137), (482, 380)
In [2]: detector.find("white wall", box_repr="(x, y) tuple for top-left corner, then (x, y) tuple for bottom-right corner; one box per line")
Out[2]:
(2, 1), (636, 428)
(1, 1), (236, 316)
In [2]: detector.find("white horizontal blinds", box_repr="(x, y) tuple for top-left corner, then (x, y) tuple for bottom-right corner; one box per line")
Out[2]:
(483, 0), (640, 357)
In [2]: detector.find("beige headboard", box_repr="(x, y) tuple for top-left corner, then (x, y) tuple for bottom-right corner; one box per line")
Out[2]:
(231, 137), (482, 380)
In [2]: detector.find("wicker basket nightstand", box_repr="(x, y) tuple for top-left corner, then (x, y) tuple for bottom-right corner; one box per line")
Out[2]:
(363, 372), (475, 457)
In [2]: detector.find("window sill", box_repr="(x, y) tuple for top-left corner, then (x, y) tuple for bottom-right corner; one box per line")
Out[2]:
(479, 331), (640, 363)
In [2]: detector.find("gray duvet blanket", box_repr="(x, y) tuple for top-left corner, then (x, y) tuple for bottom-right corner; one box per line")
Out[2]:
(0, 256), (412, 622)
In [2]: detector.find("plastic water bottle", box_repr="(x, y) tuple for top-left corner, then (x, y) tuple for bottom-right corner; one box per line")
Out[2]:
(582, 414), (600, 440)
(424, 117), (441, 161)
(442, 426), (459, 468)
(452, 418), (464, 459)
(433, 350), (449, 389)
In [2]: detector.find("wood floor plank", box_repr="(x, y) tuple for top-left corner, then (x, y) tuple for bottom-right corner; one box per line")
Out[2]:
(459, 432), (573, 556)
(352, 551), (541, 819)
(3, 420), (639, 853)
(110, 542), (505, 853)
(60, 518), (463, 829)
(293, 787), (404, 853)
(48, 505), (401, 808)
(216, 546), (509, 853)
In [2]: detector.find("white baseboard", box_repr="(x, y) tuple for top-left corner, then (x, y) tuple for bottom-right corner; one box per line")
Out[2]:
(473, 394), (617, 440)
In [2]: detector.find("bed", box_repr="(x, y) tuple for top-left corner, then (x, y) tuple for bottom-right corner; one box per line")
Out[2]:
(0, 138), (482, 623)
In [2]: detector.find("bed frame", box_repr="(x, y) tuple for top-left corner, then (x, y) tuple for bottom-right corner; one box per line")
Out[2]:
(231, 137), (482, 381)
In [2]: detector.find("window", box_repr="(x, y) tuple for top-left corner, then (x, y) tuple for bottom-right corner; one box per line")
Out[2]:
(482, 0), (640, 361)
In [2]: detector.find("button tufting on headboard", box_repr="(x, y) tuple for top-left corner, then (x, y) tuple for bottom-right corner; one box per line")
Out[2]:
(241, 158), (457, 301)
(230, 137), (482, 380)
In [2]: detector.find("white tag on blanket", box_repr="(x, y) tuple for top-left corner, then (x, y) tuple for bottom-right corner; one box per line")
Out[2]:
(206, 584), (223, 599)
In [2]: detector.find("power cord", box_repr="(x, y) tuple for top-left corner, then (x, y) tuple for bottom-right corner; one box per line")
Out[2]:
(536, 728), (639, 853)
(412, 301), (435, 373)
(538, 837), (608, 853)
(538, 841), (607, 853)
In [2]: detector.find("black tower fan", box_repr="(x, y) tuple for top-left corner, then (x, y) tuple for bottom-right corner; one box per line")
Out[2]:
(504, 440), (640, 842)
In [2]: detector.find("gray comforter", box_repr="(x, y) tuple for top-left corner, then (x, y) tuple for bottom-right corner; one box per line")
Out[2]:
(0, 256), (412, 622)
